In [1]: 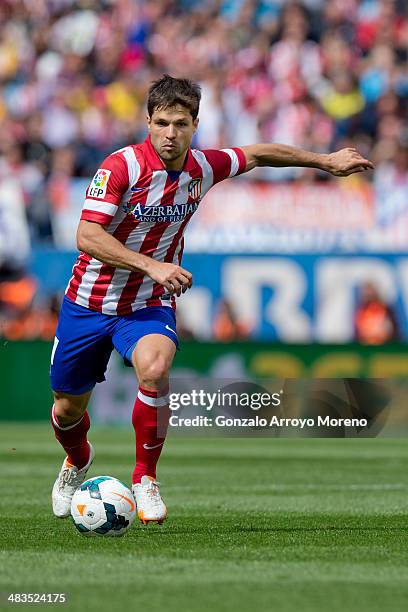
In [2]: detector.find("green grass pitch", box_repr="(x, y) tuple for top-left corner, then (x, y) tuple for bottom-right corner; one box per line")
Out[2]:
(1, 423), (407, 611)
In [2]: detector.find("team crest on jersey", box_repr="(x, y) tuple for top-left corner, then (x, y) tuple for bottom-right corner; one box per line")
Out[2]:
(188, 178), (202, 201)
(88, 169), (111, 199)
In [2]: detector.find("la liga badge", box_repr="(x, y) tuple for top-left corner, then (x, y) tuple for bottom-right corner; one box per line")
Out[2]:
(88, 169), (111, 199)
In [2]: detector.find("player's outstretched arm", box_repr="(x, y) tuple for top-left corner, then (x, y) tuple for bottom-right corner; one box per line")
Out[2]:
(240, 144), (374, 177)
(77, 220), (192, 296)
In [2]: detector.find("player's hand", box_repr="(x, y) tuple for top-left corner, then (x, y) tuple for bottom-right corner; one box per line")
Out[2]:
(145, 260), (193, 297)
(325, 148), (374, 177)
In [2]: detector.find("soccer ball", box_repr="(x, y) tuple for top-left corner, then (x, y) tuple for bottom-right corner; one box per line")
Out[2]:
(71, 476), (136, 537)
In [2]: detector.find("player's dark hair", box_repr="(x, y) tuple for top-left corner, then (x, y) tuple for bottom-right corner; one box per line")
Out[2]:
(147, 74), (201, 120)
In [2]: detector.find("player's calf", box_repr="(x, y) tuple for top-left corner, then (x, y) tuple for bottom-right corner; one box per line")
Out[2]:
(51, 397), (94, 518)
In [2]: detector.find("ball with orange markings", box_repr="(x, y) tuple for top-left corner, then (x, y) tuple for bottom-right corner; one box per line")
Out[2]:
(70, 476), (136, 537)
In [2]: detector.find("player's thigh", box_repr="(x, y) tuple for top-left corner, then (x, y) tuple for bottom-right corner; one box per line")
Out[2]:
(111, 306), (178, 385)
(131, 333), (176, 384)
(50, 296), (114, 396)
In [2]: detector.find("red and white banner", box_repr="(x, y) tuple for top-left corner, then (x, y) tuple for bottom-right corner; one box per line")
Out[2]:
(194, 181), (374, 230)
(52, 178), (408, 252)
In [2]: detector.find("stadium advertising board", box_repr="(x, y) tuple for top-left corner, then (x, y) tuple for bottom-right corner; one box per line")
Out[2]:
(2, 340), (408, 424)
(32, 250), (408, 342)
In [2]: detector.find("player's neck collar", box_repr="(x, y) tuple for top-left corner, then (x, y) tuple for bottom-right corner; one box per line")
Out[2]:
(143, 135), (196, 172)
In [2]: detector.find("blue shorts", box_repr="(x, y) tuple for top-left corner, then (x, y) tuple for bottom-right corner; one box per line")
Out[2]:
(50, 296), (178, 395)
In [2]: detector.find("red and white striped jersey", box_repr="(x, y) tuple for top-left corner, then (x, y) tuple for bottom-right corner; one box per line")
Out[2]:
(66, 136), (246, 315)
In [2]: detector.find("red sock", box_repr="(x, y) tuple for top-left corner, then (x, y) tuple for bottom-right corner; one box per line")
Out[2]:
(51, 405), (91, 469)
(132, 386), (170, 484)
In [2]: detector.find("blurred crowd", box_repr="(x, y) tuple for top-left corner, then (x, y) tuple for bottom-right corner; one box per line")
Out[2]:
(0, 0), (407, 339)
(1, 0), (407, 228)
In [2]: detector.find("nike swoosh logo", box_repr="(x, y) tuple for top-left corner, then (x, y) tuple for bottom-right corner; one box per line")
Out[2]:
(165, 324), (177, 335)
(112, 492), (136, 512)
(143, 442), (164, 450)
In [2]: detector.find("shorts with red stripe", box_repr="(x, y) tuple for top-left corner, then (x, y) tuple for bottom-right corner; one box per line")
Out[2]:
(50, 295), (178, 395)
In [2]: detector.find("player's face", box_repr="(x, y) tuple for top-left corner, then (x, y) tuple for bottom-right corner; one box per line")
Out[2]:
(147, 105), (198, 169)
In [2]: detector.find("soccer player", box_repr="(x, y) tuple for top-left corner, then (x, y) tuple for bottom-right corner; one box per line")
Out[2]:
(50, 74), (373, 524)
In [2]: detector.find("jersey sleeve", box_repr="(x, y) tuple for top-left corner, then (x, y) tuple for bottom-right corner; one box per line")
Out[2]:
(81, 152), (130, 225)
(202, 147), (247, 184)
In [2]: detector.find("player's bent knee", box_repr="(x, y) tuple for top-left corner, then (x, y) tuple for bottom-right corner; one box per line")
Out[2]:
(136, 355), (170, 388)
(132, 335), (175, 389)
(53, 390), (91, 421)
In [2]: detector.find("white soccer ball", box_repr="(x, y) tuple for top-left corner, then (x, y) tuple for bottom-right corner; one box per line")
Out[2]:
(71, 476), (136, 537)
